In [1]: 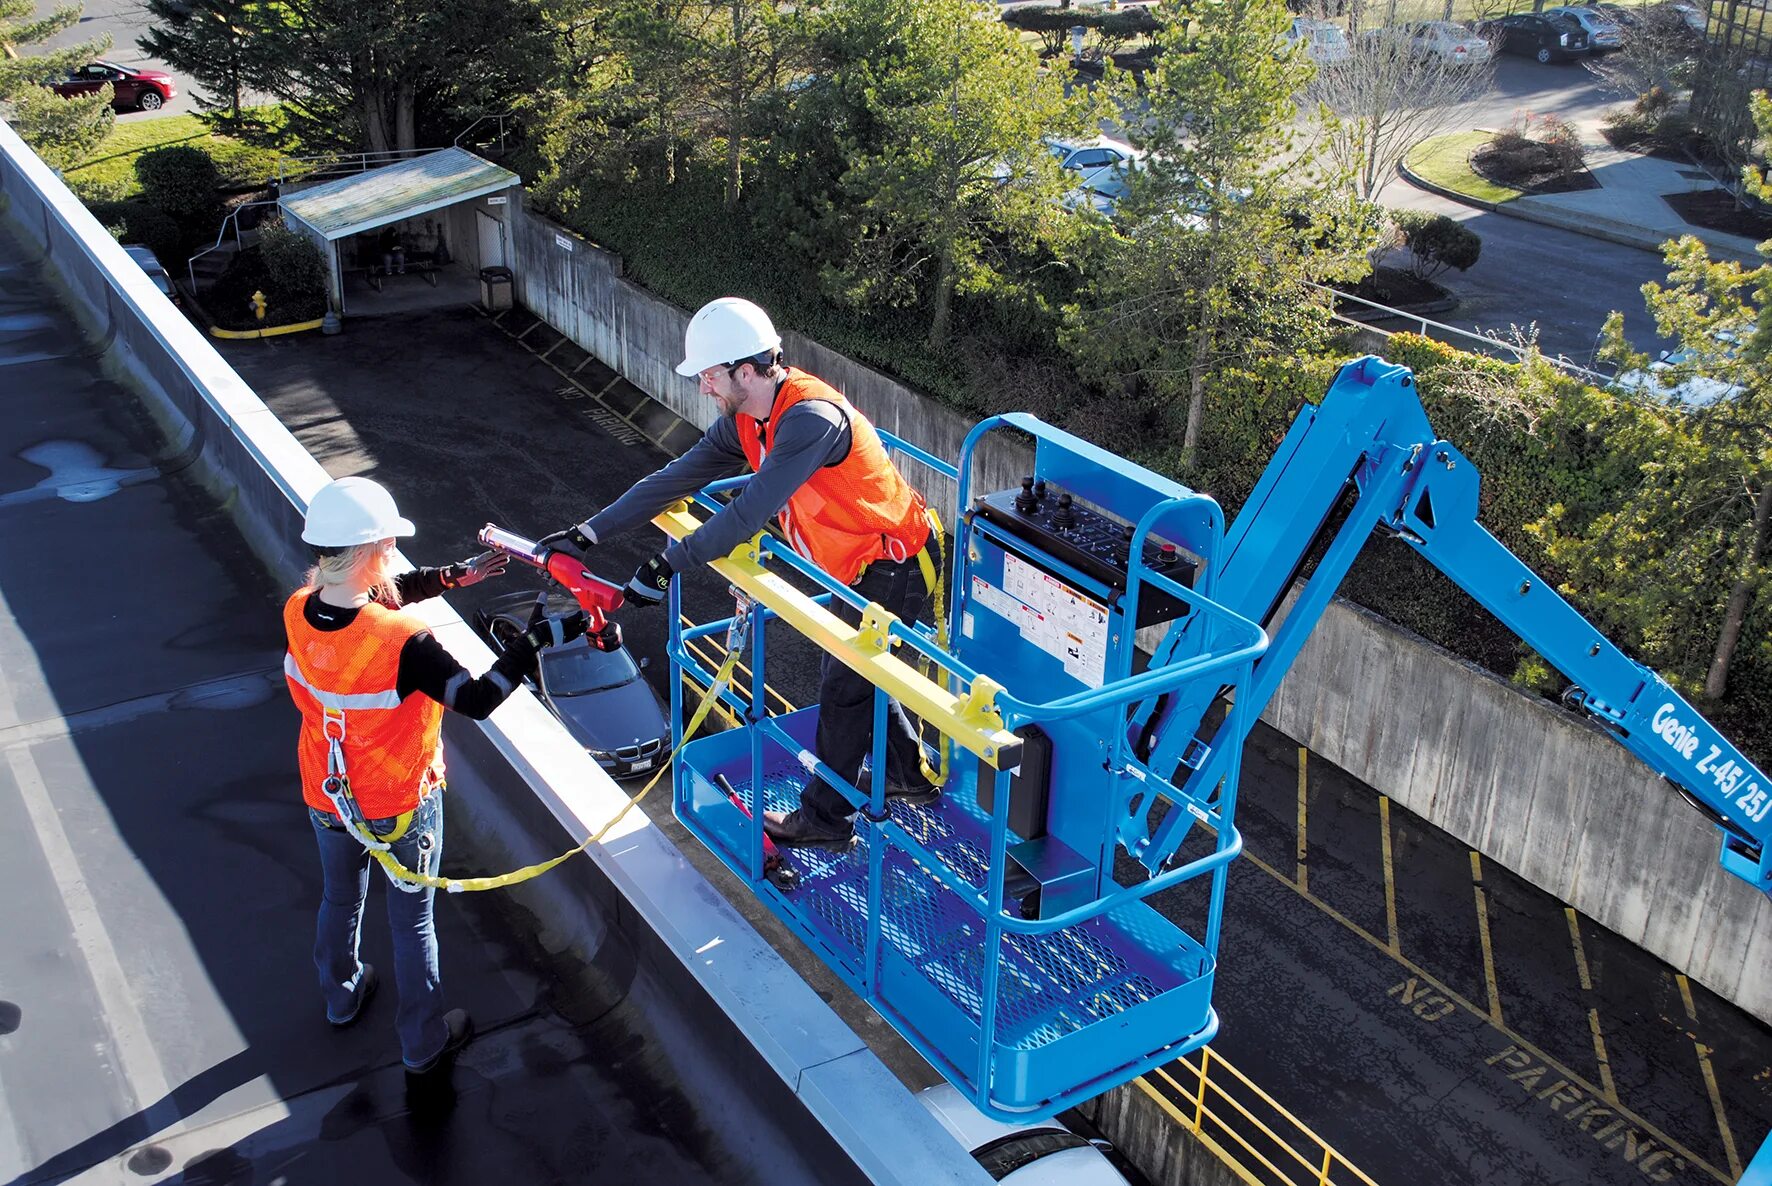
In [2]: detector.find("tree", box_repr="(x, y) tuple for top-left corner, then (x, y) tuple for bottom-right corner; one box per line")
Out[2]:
(1306, 33), (1494, 201)
(820, 0), (1100, 348)
(1534, 92), (1772, 704)
(1062, 0), (1378, 469)
(138, 0), (267, 124)
(700, 0), (813, 208)
(0, 1), (115, 169)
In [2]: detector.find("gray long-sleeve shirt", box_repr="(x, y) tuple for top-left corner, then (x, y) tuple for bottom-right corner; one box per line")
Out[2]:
(586, 397), (851, 570)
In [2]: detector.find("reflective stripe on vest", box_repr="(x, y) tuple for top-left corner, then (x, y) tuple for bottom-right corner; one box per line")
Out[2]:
(735, 369), (929, 586)
(283, 590), (445, 821)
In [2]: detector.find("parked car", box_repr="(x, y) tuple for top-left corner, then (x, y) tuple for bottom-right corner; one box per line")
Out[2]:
(1367, 21), (1494, 65)
(1285, 17), (1353, 64)
(121, 244), (180, 307)
(1611, 331), (1746, 407)
(473, 591), (672, 778)
(1043, 135), (1142, 175)
(48, 61), (176, 112)
(1477, 12), (1592, 62)
(1542, 4), (1624, 50)
(917, 1084), (1132, 1185)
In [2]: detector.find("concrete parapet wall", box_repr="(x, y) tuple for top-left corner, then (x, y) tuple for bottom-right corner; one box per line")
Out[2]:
(508, 204), (1032, 521)
(0, 121), (990, 1186)
(1265, 592), (1772, 1024)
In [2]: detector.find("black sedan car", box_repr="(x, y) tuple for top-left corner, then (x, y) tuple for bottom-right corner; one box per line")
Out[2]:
(1477, 12), (1591, 61)
(474, 592), (672, 779)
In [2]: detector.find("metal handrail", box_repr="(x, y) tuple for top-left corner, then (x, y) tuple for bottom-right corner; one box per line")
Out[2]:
(1144, 1046), (1382, 1186)
(1310, 279), (1614, 387)
(453, 113), (513, 152)
(184, 199), (280, 292)
(274, 148), (434, 187)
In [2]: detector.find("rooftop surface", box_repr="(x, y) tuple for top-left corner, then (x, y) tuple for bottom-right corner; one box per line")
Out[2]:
(0, 223), (813, 1186)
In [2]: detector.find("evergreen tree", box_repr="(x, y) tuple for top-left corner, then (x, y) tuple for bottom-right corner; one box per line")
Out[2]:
(0, 0), (114, 169)
(137, 0), (266, 124)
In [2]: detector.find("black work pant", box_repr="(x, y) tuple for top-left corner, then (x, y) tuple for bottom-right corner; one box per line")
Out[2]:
(799, 552), (929, 831)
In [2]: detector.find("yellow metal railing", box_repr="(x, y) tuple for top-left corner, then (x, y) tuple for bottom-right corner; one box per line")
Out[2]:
(1138, 1047), (1380, 1186)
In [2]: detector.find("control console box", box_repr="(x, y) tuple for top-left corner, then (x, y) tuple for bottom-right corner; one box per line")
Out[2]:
(973, 481), (1197, 629)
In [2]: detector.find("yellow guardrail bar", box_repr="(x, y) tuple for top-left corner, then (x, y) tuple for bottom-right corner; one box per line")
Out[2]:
(652, 501), (1022, 769)
(1138, 1047), (1379, 1186)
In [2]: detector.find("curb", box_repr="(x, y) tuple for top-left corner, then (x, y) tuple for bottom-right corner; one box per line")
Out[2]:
(209, 315), (325, 339)
(1398, 158), (1761, 262)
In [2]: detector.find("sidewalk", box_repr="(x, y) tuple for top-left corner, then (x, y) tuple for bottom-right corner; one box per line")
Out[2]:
(1403, 118), (1765, 264)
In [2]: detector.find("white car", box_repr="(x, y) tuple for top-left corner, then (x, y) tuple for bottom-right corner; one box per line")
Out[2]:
(917, 1084), (1132, 1185)
(1286, 17), (1353, 64)
(1043, 135), (1142, 175)
(1611, 331), (1746, 407)
(1542, 5), (1624, 49)
(1370, 20), (1494, 64)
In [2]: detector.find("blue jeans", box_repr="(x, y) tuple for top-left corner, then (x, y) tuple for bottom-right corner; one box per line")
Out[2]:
(309, 790), (446, 1065)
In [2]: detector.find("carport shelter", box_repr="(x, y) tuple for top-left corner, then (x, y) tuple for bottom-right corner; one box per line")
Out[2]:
(278, 147), (519, 316)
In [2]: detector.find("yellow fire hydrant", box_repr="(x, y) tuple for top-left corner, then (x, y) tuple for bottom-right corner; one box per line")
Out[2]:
(250, 290), (267, 322)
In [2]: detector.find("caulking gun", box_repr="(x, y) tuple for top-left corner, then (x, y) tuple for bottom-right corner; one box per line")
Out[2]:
(478, 523), (626, 653)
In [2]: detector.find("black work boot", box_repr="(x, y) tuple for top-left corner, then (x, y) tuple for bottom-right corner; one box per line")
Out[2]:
(884, 773), (940, 807)
(405, 1009), (474, 1074)
(763, 809), (857, 852)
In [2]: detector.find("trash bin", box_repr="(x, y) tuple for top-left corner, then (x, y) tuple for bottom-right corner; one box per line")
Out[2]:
(479, 265), (513, 312)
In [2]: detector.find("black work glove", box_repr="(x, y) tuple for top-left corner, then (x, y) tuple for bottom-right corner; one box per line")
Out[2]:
(625, 554), (674, 607)
(524, 610), (589, 651)
(537, 522), (597, 562)
(440, 549), (509, 589)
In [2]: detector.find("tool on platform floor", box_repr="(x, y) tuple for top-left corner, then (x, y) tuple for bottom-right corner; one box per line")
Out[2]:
(479, 523), (626, 652)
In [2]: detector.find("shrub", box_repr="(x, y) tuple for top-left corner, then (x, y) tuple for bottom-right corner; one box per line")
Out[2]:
(135, 145), (222, 236)
(88, 201), (185, 267)
(256, 221), (327, 317)
(1392, 210), (1481, 280)
(208, 225), (326, 329)
(1002, 6), (1094, 55)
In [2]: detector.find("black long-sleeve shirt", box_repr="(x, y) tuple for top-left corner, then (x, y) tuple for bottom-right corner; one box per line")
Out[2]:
(300, 567), (537, 719)
(585, 396), (851, 568)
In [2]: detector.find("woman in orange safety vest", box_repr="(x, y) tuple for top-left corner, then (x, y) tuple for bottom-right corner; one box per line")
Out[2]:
(285, 476), (587, 1073)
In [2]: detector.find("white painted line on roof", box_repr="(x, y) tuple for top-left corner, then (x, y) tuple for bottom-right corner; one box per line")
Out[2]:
(3, 744), (174, 1117)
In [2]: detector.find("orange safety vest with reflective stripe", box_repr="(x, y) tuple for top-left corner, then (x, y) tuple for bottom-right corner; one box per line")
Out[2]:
(283, 590), (445, 820)
(735, 369), (929, 586)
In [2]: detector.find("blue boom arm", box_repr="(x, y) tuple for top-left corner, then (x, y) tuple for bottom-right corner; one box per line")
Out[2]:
(1130, 356), (1772, 894)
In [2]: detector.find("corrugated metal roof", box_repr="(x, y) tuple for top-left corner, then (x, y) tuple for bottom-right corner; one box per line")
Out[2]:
(279, 148), (519, 241)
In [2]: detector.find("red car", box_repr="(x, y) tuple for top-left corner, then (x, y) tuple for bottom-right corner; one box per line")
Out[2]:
(50, 62), (176, 112)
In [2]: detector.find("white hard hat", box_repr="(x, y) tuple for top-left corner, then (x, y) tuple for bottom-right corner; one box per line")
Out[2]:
(676, 297), (782, 377)
(302, 476), (415, 547)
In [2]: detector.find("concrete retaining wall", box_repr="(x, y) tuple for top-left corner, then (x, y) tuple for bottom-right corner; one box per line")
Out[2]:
(1079, 1085), (1249, 1186)
(1265, 593), (1772, 1024)
(507, 204), (1032, 522)
(0, 120), (990, 1186)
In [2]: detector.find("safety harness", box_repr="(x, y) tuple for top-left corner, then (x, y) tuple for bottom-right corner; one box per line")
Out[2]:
(306, 641), (743, 894)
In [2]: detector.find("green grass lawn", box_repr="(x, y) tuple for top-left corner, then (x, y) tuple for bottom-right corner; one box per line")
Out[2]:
(63, 112), (286, 202)
(1404, 129), (1523, 204)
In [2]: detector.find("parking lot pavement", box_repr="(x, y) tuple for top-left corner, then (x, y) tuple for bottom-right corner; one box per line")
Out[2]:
(1208, 723), (1772, 1186)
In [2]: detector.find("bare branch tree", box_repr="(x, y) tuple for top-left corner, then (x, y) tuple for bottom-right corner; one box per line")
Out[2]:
(1305, 35), (1494, 200)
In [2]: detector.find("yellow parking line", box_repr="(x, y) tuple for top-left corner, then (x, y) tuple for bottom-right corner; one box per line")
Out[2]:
(1566, 908), (1617, 1102)
(1379, 796), (1399, 955)
(1565, 908), (1593, 991)
(1470, 851), (1503, 1028)
(1587, 1008), (1618, 1102)
(1680, 974), (1744, 1178)
(1296, 747), (1309, 893)
(1239, 847), (1728, 1184)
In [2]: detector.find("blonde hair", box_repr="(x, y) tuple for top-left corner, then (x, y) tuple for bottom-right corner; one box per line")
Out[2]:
(305, 540), (403, 607)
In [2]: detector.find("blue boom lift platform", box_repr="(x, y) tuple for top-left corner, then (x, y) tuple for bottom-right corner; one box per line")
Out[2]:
(654, 356), (1772, 1175)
